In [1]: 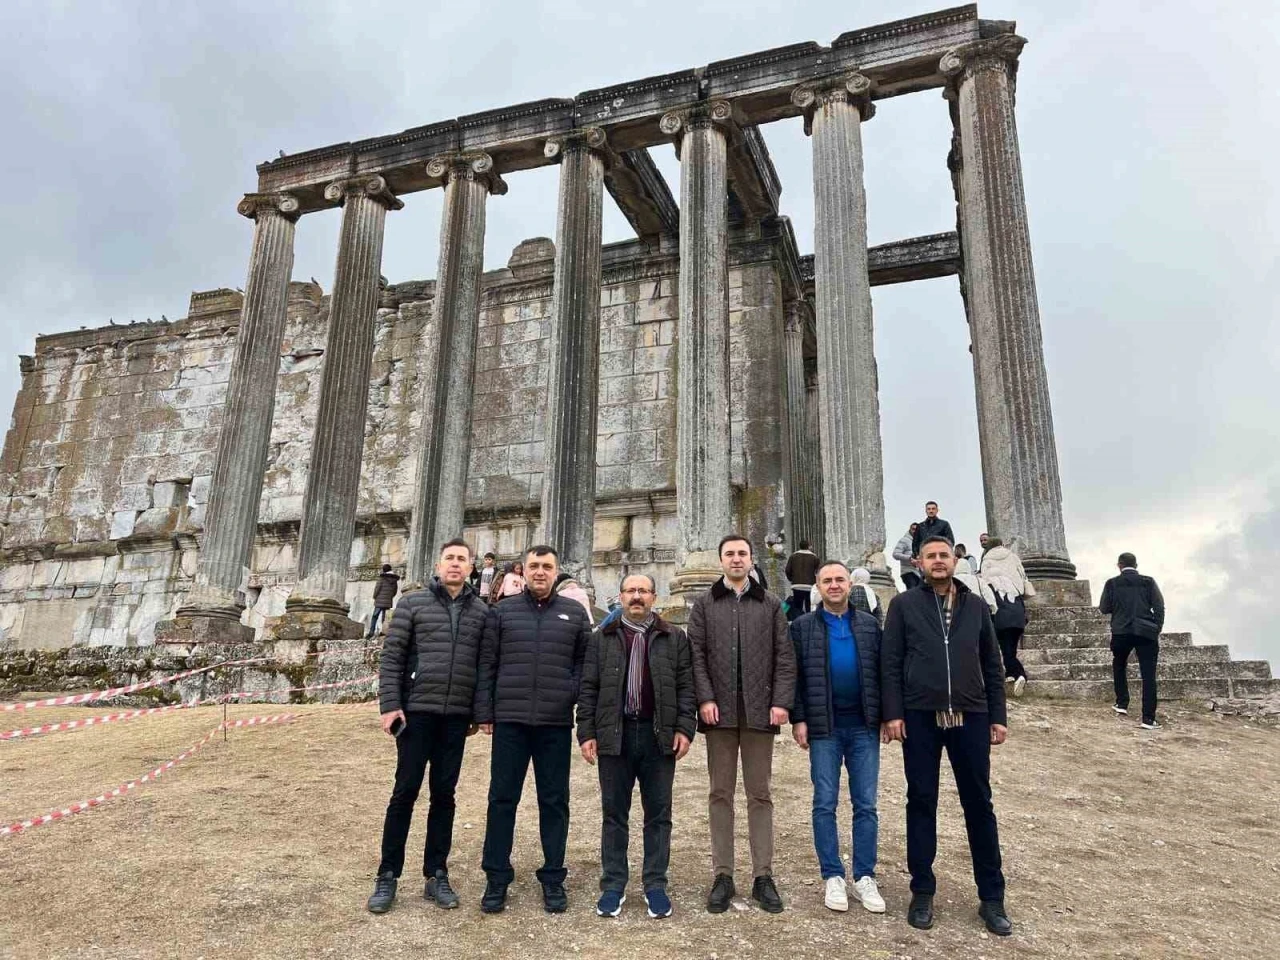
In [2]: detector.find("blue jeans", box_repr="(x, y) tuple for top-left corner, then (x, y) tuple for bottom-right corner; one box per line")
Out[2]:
(367, 607), (388, 637)
(809, 723), (880, 881)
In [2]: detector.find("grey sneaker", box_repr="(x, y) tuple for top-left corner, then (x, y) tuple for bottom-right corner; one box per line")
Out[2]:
(366, 871), (397, 914)
(425, 870), (459, 909)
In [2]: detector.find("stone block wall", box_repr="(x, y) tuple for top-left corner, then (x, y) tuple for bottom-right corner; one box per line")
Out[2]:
(0, 230), (801, 649)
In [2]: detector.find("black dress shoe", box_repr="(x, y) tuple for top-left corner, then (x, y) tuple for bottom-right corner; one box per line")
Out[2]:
(425, 870), (459, 909)
(480, 880), (509, 914)
(979, 899), (1013, 936)
(542, 882), (568, 913)
(706, 874), (735, 914)
(907, 893), (934, 930)
(751, 876), (783, 914)
(366, 871), (397, 914)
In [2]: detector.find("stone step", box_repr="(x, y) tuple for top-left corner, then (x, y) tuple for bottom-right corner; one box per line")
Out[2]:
(1024, 677), (1280, 702)
(1025, 620), (1108, 636)
(1022, 631), (1191, 650)
(1021, 644), (1232, 666)
(1035, 660), (1274, 682)
(1023, 605), (1105, 621)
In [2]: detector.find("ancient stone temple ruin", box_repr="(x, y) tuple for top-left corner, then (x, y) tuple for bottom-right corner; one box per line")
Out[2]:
(1, 5), (1273, 700)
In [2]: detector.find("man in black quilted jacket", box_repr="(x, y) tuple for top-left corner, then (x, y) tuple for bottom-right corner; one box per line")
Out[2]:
(475, 544), (591, 915)
(367, 538), (486, 915)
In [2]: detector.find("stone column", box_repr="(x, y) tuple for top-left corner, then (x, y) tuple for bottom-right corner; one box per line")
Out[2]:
(285, 176), (401, 629)
(781, 300), (814, 554)
(792, 75), (890, 587)
(158, 192), (300, 646)
(405, 153), (505, 586)
(804, 365), (826, 560)
(943, 36), (1076, 581)
(660, 102), (734, 599)
(541, 130), (607, 592)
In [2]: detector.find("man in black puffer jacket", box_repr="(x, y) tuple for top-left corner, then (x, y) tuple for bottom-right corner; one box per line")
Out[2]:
(881, 536), (1011, 938)
(577, 573), (696, 919)
(368, 539), (486, 915)
(790, 561), (885, 915)
(475, 545), (591, 915)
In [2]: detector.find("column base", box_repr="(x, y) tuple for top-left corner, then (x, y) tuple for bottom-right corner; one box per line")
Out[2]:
(656, 551), (722, 625)
(154, 612), (257, 649)
(266, 609), (364, 645)
(1027, 578), (1093, 607)
(1021, 555), (1078, 581)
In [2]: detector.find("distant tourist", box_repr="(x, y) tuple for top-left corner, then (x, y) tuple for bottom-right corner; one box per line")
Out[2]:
(688, 535), (796, 915)
(1099, 553), (1165, 730)
(893, 523), (921, 589)
(553, 570), (596, 626)
(491, 560), (525, 602)
(475, 552), (498, 599)
(848, 566), (882, 628)
(790, 561), (886, 915)
(978, 539), (1036, 697)
(911, 501), (955, 557)
(748, 554), (770, 590)
(366, 564), (400, 639)
(475, 545), (592, 914)
(577, 573), (696, 920)
(367, 540), (484, 914)
(954, 543), (976, 575)
(785, 540), (820, 616)
(976, 533), (991, 571)
(881, 536), (1012, 937)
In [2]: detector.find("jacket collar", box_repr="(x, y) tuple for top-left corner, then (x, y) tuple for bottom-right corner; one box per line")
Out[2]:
(430, 579), (474, 603)
(710, 575), (767, 602)
(601, 613), (675, 638)
(915, 577), (972, 599)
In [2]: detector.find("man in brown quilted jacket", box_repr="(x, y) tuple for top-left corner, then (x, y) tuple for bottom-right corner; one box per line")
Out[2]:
(688, 534), (797, 915)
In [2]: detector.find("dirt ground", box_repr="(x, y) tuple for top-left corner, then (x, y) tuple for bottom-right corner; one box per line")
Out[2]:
(2, 696), (1277, 960)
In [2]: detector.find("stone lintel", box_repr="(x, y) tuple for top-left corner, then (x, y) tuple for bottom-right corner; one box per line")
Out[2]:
(604, 148), (679, 245)
(255, 8), (981, 210)
(798, 231), (961, 292)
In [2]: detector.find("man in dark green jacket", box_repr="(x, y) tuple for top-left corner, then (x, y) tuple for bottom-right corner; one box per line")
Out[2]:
(578, 573), (696, 920)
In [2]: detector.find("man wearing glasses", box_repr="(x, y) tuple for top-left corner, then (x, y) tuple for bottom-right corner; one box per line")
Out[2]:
(577, 573), (697, 919)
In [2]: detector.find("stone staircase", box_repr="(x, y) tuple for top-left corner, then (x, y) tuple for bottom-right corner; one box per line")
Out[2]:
(1022, 604), (1280, 701)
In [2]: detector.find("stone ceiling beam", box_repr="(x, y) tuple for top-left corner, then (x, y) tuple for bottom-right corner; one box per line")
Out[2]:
(256, 5), (984, 212)
(603, 148), (679, 245)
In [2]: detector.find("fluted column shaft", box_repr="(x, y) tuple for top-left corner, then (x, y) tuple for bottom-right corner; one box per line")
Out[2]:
(541, 132), (606, 588)
(781, 302), (815, 553)
(795, 75), (888, 579)
(663, 104), (733, 578)
(290, 176), (400, 609)
(405, 154), (503, 585)
(182, 193), (299, 618)
(803, 366), (826, 560)
(943, 36), (1075, 579)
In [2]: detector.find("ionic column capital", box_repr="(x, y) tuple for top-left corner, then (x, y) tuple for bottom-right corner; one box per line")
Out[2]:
(783, 299), (810, 335)
(791, 73), (875, 134)
(940, 34), (1026, 92)
(660, 100), (735, 142)
(426, 152), (508, 196)
(237, 192), (301, 221)
(544, 126), (609, 161)
(323, 175), (404, 211)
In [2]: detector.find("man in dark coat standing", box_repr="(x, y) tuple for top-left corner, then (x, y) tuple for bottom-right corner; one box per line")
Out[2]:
(578, 573), (697, 920)
(367, 563), (400, 638)
(475, 545), (591, 914)
(689, 534), (796, 915)
(367, 539), (484, 914)
(1099, 552), (1166, 729)
(882, 535), (1012, 937)
(784, 540), (820, 617)
(911, 501), (955, 557)
(790, 561), (885, 915)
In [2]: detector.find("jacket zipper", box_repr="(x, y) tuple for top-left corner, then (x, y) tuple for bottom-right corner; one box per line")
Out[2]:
(531, 595), (543, 724)
(443, 594), (464, 711)
(935, 589), (954, 714)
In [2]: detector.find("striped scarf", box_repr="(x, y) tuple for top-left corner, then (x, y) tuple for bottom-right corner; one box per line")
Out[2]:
(620, 614), (654, 716)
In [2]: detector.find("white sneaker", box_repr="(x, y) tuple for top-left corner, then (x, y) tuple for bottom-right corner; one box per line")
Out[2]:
(823, 876), (848, 912)
(1013, 676), (1027, 697)
(852, 876), (886, 914)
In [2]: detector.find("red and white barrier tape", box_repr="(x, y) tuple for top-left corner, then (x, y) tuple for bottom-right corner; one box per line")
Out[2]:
(0, 644), (382, 714)
(0, 657), (271, 713)
(0, 713), (296, 838)
(2, 702), (199, 742)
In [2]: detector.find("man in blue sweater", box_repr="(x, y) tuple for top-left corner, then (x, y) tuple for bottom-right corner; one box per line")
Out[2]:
(790, 561), (885, 915)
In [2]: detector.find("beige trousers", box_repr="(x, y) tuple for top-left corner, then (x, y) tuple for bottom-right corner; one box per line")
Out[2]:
(704, 726), (775, 878)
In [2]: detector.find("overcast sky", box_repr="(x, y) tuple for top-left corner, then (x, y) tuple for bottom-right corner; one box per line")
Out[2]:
(2, 1), (1277, 665)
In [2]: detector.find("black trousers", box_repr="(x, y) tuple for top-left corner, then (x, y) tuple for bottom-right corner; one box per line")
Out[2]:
(902, 709), (1005, 902)
(1112, 633), (1159, 723)
(598, 718), (676, 893)
(481, 722), (572, 885)
(901, 571), (922, 590)
(790, 587), (812, 616)
(997, 627), (1027, 680)
(377, 713), (470, 878)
